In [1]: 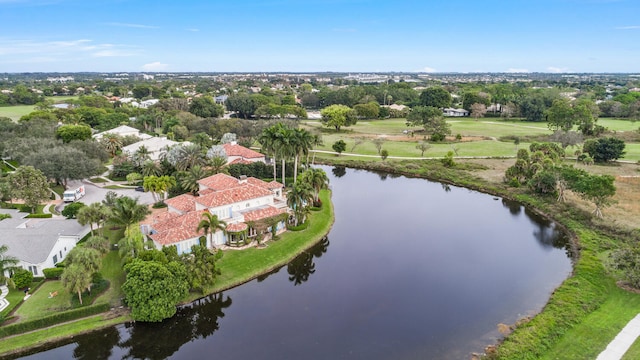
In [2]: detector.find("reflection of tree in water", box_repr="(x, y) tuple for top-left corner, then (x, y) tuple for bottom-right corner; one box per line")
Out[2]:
(332, 166), (346, 178)
(501, 198), (522, 216)
(441, 183), (451, 193)
(287, 236), (330, 286)
(525, 208), (567, 250)
(119, 293), (232, 359)
(73, 326), (120, 360)
(257, 267), (281, 282)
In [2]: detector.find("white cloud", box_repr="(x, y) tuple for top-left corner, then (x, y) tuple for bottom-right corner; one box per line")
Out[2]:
(506, 68), (530, 73)
(103, 22), (159, 29)
(92, 49), (136, 57)
(547, 66), (569, 73)
(421, 66), (436, 73)
(616, 25), (640, 29)
(0, 38), (139, 62)
(141, 61), (169, 71)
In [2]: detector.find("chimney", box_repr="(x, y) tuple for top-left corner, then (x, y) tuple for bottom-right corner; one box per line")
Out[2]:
(239, 175), (247, 184)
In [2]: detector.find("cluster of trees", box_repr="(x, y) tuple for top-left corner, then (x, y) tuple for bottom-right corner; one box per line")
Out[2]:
(286, 168), (329, 226)
(0, 85), (44, 105)
(504, 143), (617, 217)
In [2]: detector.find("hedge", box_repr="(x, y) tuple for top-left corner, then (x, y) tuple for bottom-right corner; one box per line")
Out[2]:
(42, 268), (64, 279)
(287, 221), (309, 231)
(0, 303), (111, 338)
(25, 214), (52, 219)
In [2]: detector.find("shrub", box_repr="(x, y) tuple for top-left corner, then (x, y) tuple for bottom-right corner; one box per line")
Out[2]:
(25, 213), (52, 218)
(380, 149), (389, 160)
(583, 137), (626, 162)
(43, 267), (64, 279)
(441, 151), (455, 167)
(61, 202), (86, 219)
(287, 221), (310, 231)
(0, 303), (110, 337)
(0, 213), (11, 221)
(11, 268), (33, 289)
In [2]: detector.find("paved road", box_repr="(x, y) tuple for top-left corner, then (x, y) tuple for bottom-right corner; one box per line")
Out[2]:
(56, 180), (155, 212)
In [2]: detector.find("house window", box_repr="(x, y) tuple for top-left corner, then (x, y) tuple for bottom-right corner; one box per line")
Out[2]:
(53, 254), (58, 264)
(60, 250), (63, 258)
(246, 202), (250, 208)
(29, 266), (38, 275)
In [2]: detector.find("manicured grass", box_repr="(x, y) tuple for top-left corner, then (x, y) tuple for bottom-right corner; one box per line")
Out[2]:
(103, 185), (129, 190)
(622, 336), (640, 359)
(0, 314), (130, 355)
(1, 288), (29, 320)
(14, 281), (73, 321)
(97, 250), (125, 306)
(599, 118), (640, 132)
(47, 95), (78, 103)
(621, 143), (640, 162)
(50, 184), (65, 198)
(189, 189), (334, 300)
(0, 105), (36, 121)
(89, 177), (108, 183)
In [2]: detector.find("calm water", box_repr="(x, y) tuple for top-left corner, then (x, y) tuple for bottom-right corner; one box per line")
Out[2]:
(17, 167), (572, 360)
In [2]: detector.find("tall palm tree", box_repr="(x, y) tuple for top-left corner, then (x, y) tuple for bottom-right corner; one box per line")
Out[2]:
(309, 133), (323, 165)
(287, 181), (314, 227)
(141, 160), (162, 177)
(108, 196), (151, 231)
(208, 156), (227, 175)
(291, 128), (313, 183)
(77, 202), (110, 236)
(102, 134), (123, 157)
(62, 263), (91, 305)
(177, 144), (206, 171)
(300, 168), (329, 204)
(0, 245), (19, 287)
(274, 124), (295, 186)
(258, 124), (279, 182)
(132, 145), (151, 167)
(197, 212), (226, 248)
(181, 165), (209, 196)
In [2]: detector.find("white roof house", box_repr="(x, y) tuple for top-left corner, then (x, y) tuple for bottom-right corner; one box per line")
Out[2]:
(443, 108), (470, 117)
(92, 125), (153, 140)
(0, 209), (90, 277)
(122, 137), (186, 161)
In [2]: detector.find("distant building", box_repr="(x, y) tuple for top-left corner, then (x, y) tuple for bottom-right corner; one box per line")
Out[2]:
(122, 137), (185, 161)
(222, 142), (266, 165)
(92, 125), (153, 141)
(443, 108), (469, 117)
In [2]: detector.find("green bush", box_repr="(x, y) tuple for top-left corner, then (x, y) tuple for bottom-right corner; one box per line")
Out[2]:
(61, 202), (86, 219)
(43, 267), (64, 279)
(0, 303), (110, 338)
(11, 268), (33, 289)
(0, 213), (11, 221)
(25, 213), (52, 219)
(287, 221), (309, 231)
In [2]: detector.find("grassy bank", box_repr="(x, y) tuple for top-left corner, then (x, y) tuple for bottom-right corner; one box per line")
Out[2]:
(317, 157), (640, 359)
(185, 188), (334, 301)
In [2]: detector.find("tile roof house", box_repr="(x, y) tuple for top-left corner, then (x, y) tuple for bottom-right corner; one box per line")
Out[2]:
(144, 173), (288, 253)
(0, 209), (90, 277)
(222, 142), (266, 165)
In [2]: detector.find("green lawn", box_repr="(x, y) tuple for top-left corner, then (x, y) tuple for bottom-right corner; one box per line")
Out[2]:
(14, 281), (73, 321)
(0, 314), (130, 355)
(622, 336), (640, 359)
(0, 288), (29, 320)
(97, 251), (125, 306)
(0, 105), (36, 121)
(599, 118), (640, 132)
(191, 189), (334, 299)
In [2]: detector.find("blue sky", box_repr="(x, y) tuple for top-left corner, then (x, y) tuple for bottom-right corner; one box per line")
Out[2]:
(0, 0), (639, 73)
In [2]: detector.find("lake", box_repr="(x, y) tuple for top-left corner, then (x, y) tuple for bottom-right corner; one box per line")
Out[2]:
(18, 166), (573, 360)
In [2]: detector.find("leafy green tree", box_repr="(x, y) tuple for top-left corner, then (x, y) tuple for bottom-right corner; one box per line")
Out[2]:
(332, 140), (346, 155)
(353, 102), (380, 119)
(570, 173), (616, 218)
(188, 96), (224, 118)
(56, 124), (92, 143)
(611, 246), (640, 288)
(546, 98), (575, 132)
(8, 166), (50, 213)
(519, 94), (547, 122)
(583, 137), (626, 163)
(197, 212), (226, 248)
(11, 268), (33, 289)
(143, 175), (176, 203)
(62, 263), (92, 305)
(25, 147), (102, 187)
(419, 87), (452, 108)
(62, 201), (86, 219)
(406, 106), (451, 141)
(0, 245), (19, 287)
(574, 98), (601, 136)
(320, 104), (357, 131)
(66, 247), (102, 277)
(122, 259), (189, 322)
(287, 180), (313, 226)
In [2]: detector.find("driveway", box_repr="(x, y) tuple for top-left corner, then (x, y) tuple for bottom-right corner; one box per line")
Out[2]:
(56, 180), (155, 212)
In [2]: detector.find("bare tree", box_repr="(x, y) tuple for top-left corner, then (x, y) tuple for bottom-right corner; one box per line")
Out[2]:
(371, 138), (386, 155)
(351, 136), (366, 152)
(416, 141), (431, 157)
(470, 103), (487, 120)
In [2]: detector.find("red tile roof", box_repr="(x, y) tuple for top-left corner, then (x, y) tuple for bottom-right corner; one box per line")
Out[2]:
(242, 206), (285, 222)
(149, 210), (208, 245)
(164, 193), (197, 213)
(222, 143), (264, 159)
(247, 177), (283, 190)
(226, 223), (248, 232)
(198, 173), (241, 191)
(228, 158), (253, 165)
(196, 184), (272, 208)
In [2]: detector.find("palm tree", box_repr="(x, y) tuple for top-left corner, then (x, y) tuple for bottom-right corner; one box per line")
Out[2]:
(287, 181), (314, 226)
(181, 165), (209, 196)
(66, 247), (101, 280)
(62, 263), (91, 305)
(258, 124), (279, 182)
(108, 196), (151, 231)
(291, 128), (313, 183)
(308, 132), (323, 166)
(300, 168), (329, 204)
(102, 134), (123, 157)
(77, 202), (110, 236)
(177, 144), (206, 171)
(274, 124), (295, 186)
(208, 156), (227, 175)
(0, 245), (19, 287)
(132, 145), (151, 168)
(141, 160), (162, 177)
(197, 212), (226, 248)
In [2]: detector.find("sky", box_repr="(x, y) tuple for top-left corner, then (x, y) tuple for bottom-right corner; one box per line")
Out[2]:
(0, 0), (639, 73)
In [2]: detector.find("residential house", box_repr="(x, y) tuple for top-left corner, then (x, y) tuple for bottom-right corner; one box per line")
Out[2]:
(0, 209), (90, 277)
(443, 108), (470, 117)
(222, 142), (266, 165)
(144, 173), (287, 253)
(92, 125), (153, 141)
(122, 137), (186, 161)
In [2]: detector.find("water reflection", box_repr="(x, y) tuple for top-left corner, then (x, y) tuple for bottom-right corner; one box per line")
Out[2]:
(501, 198), (522, 216)
(119, 293), (232, 360)
(331, 166), (346, 178)
(441, 183), (451, 192)
(287, 237), (330, 286)
(73, 327), (120, 360)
